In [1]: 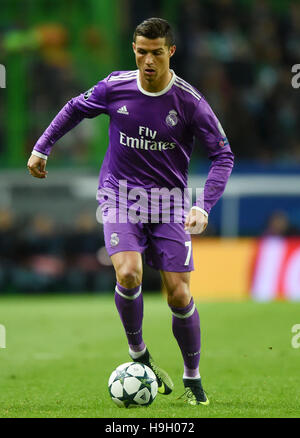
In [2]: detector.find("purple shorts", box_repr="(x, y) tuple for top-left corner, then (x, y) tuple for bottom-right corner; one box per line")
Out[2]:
(103, 220), (194, 272)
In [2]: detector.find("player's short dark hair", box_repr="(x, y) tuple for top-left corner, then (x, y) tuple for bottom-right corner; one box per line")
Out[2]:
(133, 18), (175, 47)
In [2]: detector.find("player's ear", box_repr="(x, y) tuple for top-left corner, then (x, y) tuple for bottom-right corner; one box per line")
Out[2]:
(169, 45), (176, 58)
(132, 42), (136, 54)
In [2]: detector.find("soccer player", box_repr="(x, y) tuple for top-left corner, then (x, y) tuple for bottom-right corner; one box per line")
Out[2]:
(27, 18), (234, 406)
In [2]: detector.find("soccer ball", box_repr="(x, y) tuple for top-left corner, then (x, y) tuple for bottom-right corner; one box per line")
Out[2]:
(108, 362), (158, 408)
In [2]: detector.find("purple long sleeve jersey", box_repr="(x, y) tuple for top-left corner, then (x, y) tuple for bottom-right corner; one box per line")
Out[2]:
(33, 70), (234, 215)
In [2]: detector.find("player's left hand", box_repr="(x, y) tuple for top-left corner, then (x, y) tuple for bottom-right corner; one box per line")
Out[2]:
(184, 208), (208, 234)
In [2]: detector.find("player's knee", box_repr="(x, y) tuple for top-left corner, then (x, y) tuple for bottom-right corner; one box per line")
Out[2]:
(117, 266), (142, 289)
(167, 282), (191, 308)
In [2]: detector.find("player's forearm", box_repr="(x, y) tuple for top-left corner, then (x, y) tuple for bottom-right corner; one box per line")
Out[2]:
(32, 99), (84, 157)
(194, 150), (234, 215)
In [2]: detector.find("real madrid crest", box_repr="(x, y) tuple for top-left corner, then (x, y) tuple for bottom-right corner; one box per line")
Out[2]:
(166, 110), (178, 127)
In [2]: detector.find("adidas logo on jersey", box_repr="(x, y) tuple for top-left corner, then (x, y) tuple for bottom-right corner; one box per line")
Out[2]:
(117, 105), (129, 115)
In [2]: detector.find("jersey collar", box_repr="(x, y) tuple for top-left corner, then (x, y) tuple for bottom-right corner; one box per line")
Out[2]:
(137, 70), (176, 97)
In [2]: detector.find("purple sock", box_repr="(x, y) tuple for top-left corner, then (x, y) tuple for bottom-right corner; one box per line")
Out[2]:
(169, 298), (201, 378)
(115, 282), (145, 352)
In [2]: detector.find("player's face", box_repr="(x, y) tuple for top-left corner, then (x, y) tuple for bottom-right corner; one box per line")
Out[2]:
(133, 36), (176, 91)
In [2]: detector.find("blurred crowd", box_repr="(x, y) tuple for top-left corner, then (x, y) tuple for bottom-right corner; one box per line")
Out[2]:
(127, 0), (300, 164)
(0, 209), (161, 293)
(174, 0), (300, 164)
(264, 210), (300, 237)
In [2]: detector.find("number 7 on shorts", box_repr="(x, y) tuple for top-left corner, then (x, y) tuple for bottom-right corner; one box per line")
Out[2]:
(184, 241), (192, 266)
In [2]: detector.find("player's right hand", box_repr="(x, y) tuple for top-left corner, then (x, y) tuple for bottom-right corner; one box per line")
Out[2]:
(27, 154), (48, 179)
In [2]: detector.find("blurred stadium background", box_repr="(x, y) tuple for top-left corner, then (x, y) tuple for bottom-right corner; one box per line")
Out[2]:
(0, 0), (300, 301)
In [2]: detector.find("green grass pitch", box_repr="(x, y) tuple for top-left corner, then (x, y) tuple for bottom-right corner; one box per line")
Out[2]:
(0, 293), (299, 418)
